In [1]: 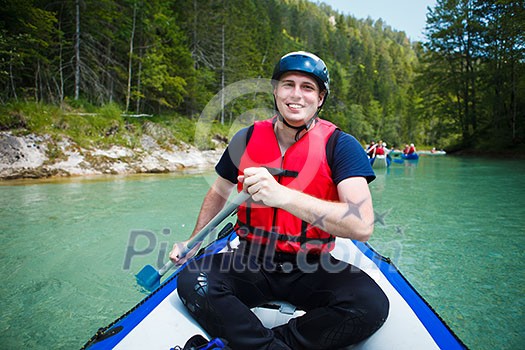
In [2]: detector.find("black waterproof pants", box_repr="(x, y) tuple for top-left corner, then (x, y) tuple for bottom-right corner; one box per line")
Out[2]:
(177, 242), (389, 350)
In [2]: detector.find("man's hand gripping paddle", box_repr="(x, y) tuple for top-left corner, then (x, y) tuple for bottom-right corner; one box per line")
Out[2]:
(135, 191), (250, 291)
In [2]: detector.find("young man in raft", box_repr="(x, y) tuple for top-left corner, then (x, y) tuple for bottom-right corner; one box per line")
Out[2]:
(170, 51), (389, 349)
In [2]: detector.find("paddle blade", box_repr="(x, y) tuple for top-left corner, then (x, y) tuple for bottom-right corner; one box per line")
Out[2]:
(135, 264), (161, 291)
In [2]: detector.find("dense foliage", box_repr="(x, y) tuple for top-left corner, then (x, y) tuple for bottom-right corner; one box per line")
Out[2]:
(1, 0), (523, 150)
(421, 0), (524, 150)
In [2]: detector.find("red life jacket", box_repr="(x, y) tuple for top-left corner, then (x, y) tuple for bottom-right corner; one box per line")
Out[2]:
(236, 117), (339, 254)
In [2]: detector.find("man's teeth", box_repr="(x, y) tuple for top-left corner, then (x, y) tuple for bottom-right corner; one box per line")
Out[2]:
(288, 104), (303, 108)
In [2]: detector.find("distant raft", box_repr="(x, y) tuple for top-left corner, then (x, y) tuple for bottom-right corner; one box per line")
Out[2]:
(401, 152), (419, 160)
(369, 154), (391, 168)
(419, 150), (447, 156)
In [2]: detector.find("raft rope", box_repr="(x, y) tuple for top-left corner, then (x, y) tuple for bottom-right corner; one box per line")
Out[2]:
(80, 223), (235, 349)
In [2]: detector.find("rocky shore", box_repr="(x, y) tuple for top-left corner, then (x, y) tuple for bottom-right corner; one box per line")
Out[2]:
(0, 131), (223, 180)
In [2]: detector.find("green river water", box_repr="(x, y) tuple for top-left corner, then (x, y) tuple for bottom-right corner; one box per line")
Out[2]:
(0, 156), (524, 349)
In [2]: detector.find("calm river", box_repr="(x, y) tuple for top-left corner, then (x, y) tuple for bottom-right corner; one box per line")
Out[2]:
(0, 156), (524, 349)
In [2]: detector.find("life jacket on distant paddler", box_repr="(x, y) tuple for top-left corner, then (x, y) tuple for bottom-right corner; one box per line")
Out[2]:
(235, 117), (339, 254)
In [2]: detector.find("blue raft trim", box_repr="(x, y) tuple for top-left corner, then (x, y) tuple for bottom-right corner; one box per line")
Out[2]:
(84, 233), (468, 349)
(83, 233), (234, 349)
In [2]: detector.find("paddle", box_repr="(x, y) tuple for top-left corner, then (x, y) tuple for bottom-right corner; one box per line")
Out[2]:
(135, 191), (250, 291)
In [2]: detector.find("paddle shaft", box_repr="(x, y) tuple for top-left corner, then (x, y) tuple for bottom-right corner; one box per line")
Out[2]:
(157, 191), (250, 276)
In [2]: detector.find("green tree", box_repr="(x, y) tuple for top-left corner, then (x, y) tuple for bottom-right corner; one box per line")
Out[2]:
(138, 2), (193, 112)
(476, 0), (525, 145)
(422, 0), (524, 148)
(0, 0), (58, 102)
(1, 0), (436, 149)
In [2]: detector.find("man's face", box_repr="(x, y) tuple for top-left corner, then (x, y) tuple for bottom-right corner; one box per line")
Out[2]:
(274, 72), (325, 127)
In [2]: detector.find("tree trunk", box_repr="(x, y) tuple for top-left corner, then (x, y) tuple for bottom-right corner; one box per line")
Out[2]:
(135, 48), (143, 114)
(126, 2), (137, 112)
(9, 61), (17, 101)
(34, 60), (40, 102)
(74, 0), (81, 100)
(58, 20), (64, 104)
(220, 22), (225, 125)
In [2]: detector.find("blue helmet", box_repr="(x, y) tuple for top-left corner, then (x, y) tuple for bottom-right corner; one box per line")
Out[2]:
(271, 51), (330, 97)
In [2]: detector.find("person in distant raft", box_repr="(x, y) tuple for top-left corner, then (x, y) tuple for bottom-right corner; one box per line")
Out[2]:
(170, 51), (389, 349)
(366, 140), (377, 158)
(375, 140), (385, 156)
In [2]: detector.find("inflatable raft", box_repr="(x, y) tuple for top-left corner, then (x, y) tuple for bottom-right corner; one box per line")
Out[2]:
(419, 150), (446, 156)
(82, 223), (466, 350)
(401, 153), (419, 160)
(369, 154), (391, 169)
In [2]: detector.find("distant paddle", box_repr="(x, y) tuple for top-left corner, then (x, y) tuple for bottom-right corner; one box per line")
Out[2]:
(135, 191), (250, 291)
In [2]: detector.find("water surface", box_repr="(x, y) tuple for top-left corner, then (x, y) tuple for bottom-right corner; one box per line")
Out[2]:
(0, 156), (523, 349)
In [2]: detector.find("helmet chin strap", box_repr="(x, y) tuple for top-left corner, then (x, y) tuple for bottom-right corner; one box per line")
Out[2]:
(276, 109), (320, 141)
(273, 89), (326, 141)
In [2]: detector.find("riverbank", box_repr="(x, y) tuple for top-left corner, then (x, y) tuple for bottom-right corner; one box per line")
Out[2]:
(0, 131), (223, 180)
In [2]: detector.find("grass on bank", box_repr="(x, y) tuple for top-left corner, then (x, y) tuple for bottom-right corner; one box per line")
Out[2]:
(3, 101), (522, 158)
(0, 100), (441, 152)
(0, 101), (232, 151)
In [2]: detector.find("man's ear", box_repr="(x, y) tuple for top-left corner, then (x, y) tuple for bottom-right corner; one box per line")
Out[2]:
(273, 86), (278, 98)
(318, 90), (327, 107)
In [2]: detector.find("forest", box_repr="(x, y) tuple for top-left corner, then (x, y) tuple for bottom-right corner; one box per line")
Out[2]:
(1, 0), (524, 151)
